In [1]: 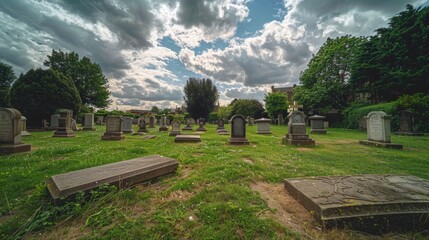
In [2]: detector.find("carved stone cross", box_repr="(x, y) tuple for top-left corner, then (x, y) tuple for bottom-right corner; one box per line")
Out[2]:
(288, 101), (303, 112)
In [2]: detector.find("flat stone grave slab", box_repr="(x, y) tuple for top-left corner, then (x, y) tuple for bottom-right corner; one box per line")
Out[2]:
(285, 175), (429, 233)
(174, 134), (201, 143)
(46, 155), (178, 202)
(142, 135), (156, 139)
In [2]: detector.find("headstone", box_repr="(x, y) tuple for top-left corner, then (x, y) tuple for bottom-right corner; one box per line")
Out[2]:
(196, 121), (206, 132)
(71, 118), (80, 131)
(282, 103), (315, 146)
(42, 119), (49, 130)
(137, 117), (148, 133)
(229, 114), (249, 145)
(122, 117), (134, 133)
(278, 114), (283, 126)
(159, 114), (168, 131)
(95, 116), (104, 125)
(216, 119), (228, 135)
(255, 118), (271, 134)
(358, 116), (367, 130)
(149, 116), (155, 128)
(49, 114), (60, 130)
(53, 109), (75, 137)
(309, 115), (327, 134)
(82, 113), (96, 131)
(132, 118), (139, 125)
(0, 108), (31, 154)
(169, 120), (181, 136)
(174, 134), (201, 143)
(247, 116), (252, 125)
(21, 116), (31, 136)
(250, 118), (255, 125)
(46, 155), (178, 203)
(166, 118), (170, 126)
(199, 118), (206, 125)
(189, 118), (196, 125)
(182, 118), (193, 131)
(395, 111), (424, 136)
(285, 175), (429, 233)
(101, 115), (125, 140)
(359, 111), (402, 149)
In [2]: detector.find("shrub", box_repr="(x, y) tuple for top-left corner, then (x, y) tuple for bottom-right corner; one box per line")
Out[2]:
(342, 101), (399, 130)
(397, 94), (429, 132)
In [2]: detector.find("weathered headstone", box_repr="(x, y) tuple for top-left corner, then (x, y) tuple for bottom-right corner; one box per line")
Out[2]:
(149, 116), (155, 128)
(71, 118), (80, 131)
(49, 114), (60, 130)
(101, 115), (125, 140)
(46, 155), (178, 203)
(182, 118), (193, 131)
(174, 134), (201, 143)
(95, 116), (104, 125)
(278, 114), (283, 126)
(282, 102), (314, 146)
(285, 175), (429, 233)
(215, 119), (227, 135)
(229, 114), (249, 145)
(53, 109), (75, 137)
(309, 115), (327, 134)
(0, 108), (31, 154)
(255, 118), (271, 134)
(159, 114), (168, 131)
(395, 111), (424, 136)
(137, 117), (148, 133)
(82, 113), (96, 131)
(247, 116), (252, 125)
(250, 118), (255, 125)
(359, 111), (402, 149)
(21, 116), (31, 136)
(121, 117), (134, 133)
(42, 119), (49, 130)
(358, 116), (367, 130)
(196, 121), (207, 132)
(169, 120), (181, 136)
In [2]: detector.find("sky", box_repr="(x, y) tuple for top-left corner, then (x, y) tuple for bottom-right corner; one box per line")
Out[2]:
(1, 0), (428, 110)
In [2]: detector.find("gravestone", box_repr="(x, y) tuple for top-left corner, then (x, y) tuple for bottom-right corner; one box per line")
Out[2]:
(121, 117), (134, 133)
(358, 116), (367, 130)
(229, 114), (249, 145)
(159, 115), (168, 131)
(137, 117), (148, 133)
(169, 120), (181, 136)
(0, 108), (31, 154)
(46, 155), (178, 203)
(359, 111), (402, 149)
(282, 102), (314, 146)
(199, 118), (206, 125)
(21, 116), (31, 136)
(247, 116), (252, 125)
(182, 118), (193, 131)
(149, 116), (155, 128)
(255, 118), (271, 134)
(285, 175), (429, 233)
(250, 118), (255, 125)
(395, 111), (424, 136)
(196, 121), (206, 132)
(278, 114), (283, 125)
(82, 113), (96, 131)
(101, 115), (125, 140)
(216, 119), (228, 135)
(42, 119), (49, 130)
(174, 134), (201, 143)
(49, 114), (60, 130)
(71, 119), (80, 131)
(309, 115), (327, 134)
(53, 109), (75, 137)
(95, 116), (104, 125)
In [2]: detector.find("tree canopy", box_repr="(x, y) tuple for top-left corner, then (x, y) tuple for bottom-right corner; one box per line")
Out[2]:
(183, 78), (218, 119)
(230, 99), (265, 119)
(263, 92), (289, 119)
(0, 62), (16, 107)
(44, 49), (110, 108)
(10, 68), (81, 127)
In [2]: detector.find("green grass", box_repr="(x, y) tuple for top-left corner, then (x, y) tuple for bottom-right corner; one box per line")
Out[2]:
(0, 124), (428, 239)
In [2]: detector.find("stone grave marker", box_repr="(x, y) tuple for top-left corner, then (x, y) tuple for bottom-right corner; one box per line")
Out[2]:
(174, 134), (201, 143)
(101, 115), (125, 140)
(21, 116), (31, 136)
(71, 118), (80, 131)
(196, 121), (207, 132)
(395, 110), (424, 136)
(159, 114), (168, 131)
(358, 116), (367, 130)
(250, 118), (255, 125)
(278, 114), (283, 125)
(182, 118), (193, 131)
(359, 111), (402, 149)
(216, 119), (228, 135)
(53, 109), (75, 137)
(46, 155), (178, 203)
(309, 115), (327, 134)
(49, 114), (60, 130)
(282, 102), (314, 146)
(285, 174), (429, 233)
(247, 116), (252, 125)
(229, 114), (249, 145)
(149, 116), (155, 128)
(137, 117), (148, 133)
(169, 120), (181, 136)
(42, 119), (49, 130)
(121, 117), (134, 133)
(95, 116), (104, 125)
(255, 118), (271, 134)
(0, 108), (31, 154)
(82, 113), (96, 131)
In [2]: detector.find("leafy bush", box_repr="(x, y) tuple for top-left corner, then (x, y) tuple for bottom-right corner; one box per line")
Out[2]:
(397, 94), (429, 132)
(230, 99), (264, 118)
(342, 101), (399, 129)
(208, 112), (219, 122)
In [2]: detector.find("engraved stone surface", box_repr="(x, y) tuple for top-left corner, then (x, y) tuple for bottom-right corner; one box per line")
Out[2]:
(102, 115), (124, 140)
(122, 117), (134, 133)
(174, 134), (201, 143)
(309, 115), (327, 134)
(285, 175), (429, 232)
(137, 117), (148, 133)
(283, 110), (314, 146)
(255, 118), (271, 134)
(0, 108), (31, 154)
(396, 111), (424, 136)
(159, 115), (168, 131)
(83, 113), (96, 131)
(169, 120), (181, 136)
(49, 114), (60, 130)
(53, 109), (75, 137)
(229, 114), (249, 145)
(360, 111), (402, 149)
(149, 116), (155, 128)
(46, 155), (178, 202)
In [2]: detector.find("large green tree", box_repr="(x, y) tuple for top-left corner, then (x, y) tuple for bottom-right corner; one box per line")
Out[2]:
(264, 92), (289, 119)
(294, 35), (366, 112)
(350, 5), (429, 102)
(183, 78), (218, 119)
(10, 68), (81, 127)
(0, 62), (16, 107)
(44, 49), (110, 108)
(230, 99), (265, 119)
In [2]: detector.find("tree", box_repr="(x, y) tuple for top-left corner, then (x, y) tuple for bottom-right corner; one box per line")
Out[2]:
(151, 106), (160, 114)
(10, 68), (81, 127)
(0, 62), (16, 107)
(44, 49), (110, 108)
(217, 105), (233, 120)
(183, 78), (218, 119)
(350, 5), (429, 102)
(264, 92), (289, 119)
(230, 99), (265, 118)
(294, 35), (366, 112)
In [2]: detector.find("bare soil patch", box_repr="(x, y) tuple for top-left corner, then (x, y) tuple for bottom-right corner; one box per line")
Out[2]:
(243, 157), (254, 165)
(297, 148), (312, 152)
